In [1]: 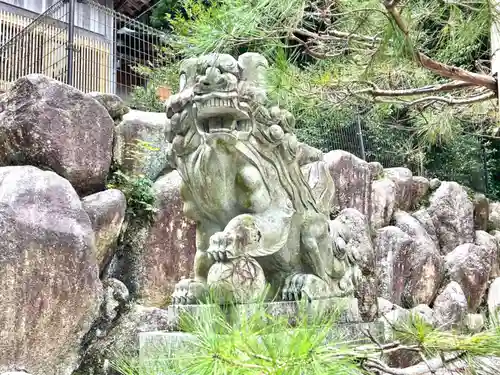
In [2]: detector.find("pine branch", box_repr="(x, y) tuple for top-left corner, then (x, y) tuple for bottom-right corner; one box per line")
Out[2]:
(352, 80), (477, 97)
(382, 0), (498, 93)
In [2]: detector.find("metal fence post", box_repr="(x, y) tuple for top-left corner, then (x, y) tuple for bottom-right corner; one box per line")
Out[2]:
(66, 0), (76, 86)
(356, 114), (366, 161)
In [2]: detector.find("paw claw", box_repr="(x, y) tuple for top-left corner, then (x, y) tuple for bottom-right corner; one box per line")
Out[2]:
(207, 230), (242, 262)
(171, 279), (206, 305)
(282, 273), (330, 302)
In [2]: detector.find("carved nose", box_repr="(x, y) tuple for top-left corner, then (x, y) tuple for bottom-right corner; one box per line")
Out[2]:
(198, 67), (224, 89)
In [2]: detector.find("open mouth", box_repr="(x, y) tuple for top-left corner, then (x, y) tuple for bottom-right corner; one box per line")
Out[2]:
(194, 93), (250, 134)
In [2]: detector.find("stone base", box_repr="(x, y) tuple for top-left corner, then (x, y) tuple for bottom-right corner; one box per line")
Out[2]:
(136, 298), (380, 368)
(139, 321), (385, 364)
(164, 297), (362, 331)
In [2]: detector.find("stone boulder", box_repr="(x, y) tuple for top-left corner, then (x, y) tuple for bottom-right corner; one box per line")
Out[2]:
(444, 243), (493, 311)
(427, 182), (474, 254)
(489, 202), (500, 231)
(465, 313), (485, 333)
(382, 169), (429, 211)
(410, 304), (436, 327)
(332, 208), (377, 320)
(475, 230), (499, 279)
(393, 211), (443, 307)
(323, 150), (372, 218)
(371, 178), (396, 230)
(87, 92), (130, 122)
(412, 209), (440, 249)
(368, 161), (383, 179)
(77, 304), (175, 375)
(109, 170), (196, 306)
(113, 110), (172, 181)
(411, 176), (430, 209)
(433, 281), (467, 329)
(384, 167), (413, 211)
(374, 226), (415, 306)
(82, 189), (126, 272)
(0, 166), (102, 375)
(0, 74), (114, 194)
(487, 277), (500, 322)
(472, 193), (489, 231)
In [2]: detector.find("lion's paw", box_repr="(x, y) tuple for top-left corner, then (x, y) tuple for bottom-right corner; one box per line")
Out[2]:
(282, 273), (330, 302)
(171, 278), (207, 305)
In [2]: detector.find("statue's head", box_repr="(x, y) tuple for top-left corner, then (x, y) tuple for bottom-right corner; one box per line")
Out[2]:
(165, 52), (269, 141)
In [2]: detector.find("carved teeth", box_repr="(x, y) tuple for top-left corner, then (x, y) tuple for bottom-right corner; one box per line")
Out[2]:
(200, 98), (233, 108)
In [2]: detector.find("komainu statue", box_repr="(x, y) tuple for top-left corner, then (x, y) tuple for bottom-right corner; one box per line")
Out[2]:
(165, 52), (362, 304)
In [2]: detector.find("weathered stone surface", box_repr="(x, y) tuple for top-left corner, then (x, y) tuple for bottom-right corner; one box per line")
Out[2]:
(87, 92), (130, 121)
(82, 189), (126, 272)
(110, 170), (196, 306)
(487, 277), (500, 322)
(102, 278), (130, 323)
(333, 208), (376, 319)
(371, 178), (396, 230)
(465, 313), (485, 333)
(0, 166), (102, 375)
(368, 161), (383, 179)
(384, 167), (413, 211)
(206, 257), (267, 304)
(473, 193), (489, 231)
(489, 202), (500, 231)
(377, 297), (402, 316)
(411, 176), (430, 209)
(433, 281), (467, 329)
(393, 210), (443, 307)
(0, 74), (114, 194)
(412, 209), (440, 249)
(324, 150), (372, 217)
(374, 226), (414, 306)
(77, 304), (174, 375)
(113, 110), (173, 181)
(335, 208), (374, 271)
(410, 304), (435, 327)
(475, 230), (499, 279)
(429, 178), (441, 190)
(444, 243), (493, 311)
(428, 182), (474, 254)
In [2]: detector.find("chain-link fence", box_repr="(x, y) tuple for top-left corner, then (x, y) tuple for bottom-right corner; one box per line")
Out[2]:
(300, 113), (493, 197)
(0, 0), (168, 100)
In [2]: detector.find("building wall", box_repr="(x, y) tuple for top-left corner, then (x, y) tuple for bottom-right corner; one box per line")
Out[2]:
(0, 0), (116, 94)
(0, 0), (114, 37)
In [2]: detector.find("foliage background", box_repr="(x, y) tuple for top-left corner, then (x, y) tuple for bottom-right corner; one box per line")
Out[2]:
(130, 0), (500, 199)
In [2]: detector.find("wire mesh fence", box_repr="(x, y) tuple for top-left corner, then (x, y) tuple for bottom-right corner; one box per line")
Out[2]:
(312, 114), (492, 197)
(0, 0), (168, 100)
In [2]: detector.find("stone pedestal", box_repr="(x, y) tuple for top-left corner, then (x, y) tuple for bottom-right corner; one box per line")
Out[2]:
(139, 322), (385, 365)
(137, 298), (384, 368)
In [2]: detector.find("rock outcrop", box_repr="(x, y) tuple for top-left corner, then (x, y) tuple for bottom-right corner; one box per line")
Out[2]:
(87, 92), (130, 122)
(0, 75), (114, 194)
(393, 211), (443, 307)
(444, 243), (493, 311)
(324, 150), (372, 217)
(113, 110), (172, 181)
(109, 170), (196, 306)
(0, 166), (102, 375)
(427, 182), (474, 254)
(374, 226), (414, 307)
(82, 189), (126, 272)
(433, 281), (468, 329)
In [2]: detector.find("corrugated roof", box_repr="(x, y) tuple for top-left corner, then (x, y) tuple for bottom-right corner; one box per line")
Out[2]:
(114, 0), (151, 16)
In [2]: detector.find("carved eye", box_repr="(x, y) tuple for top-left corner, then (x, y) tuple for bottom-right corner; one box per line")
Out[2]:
(179, 73), (187, 91)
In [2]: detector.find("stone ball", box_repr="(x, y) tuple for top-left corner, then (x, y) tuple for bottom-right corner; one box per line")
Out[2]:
(207, 257), (267, 304)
